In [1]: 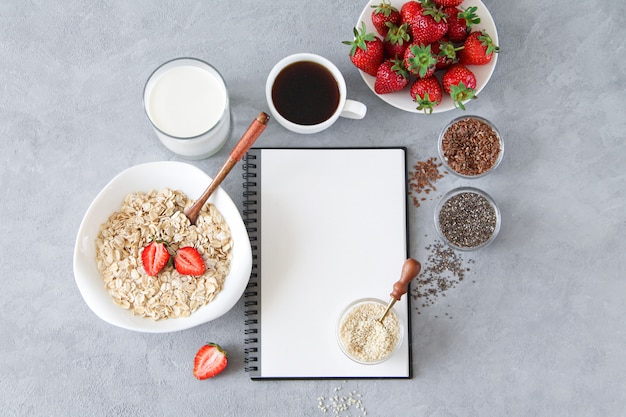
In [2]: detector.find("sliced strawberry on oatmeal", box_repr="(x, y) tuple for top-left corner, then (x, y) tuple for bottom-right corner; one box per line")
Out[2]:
(141, 240), (170, 276)
(174, 246), (206, 276)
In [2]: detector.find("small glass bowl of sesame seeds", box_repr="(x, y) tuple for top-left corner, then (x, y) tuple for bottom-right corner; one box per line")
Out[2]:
(336, 298), (404, 365)
(434, 187), (501, 251)
(438, 115), (504, 178)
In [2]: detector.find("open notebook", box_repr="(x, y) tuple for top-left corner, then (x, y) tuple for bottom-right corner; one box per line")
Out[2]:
(242, 148), (411, 379)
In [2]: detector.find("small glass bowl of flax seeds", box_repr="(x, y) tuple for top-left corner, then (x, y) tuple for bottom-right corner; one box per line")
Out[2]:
(438, 115), (503, 178)
(435, 187), (501, 251)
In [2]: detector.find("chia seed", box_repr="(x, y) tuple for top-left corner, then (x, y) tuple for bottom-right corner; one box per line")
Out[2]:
(411, 239), (475, 311)
(437, 189), (499, 249)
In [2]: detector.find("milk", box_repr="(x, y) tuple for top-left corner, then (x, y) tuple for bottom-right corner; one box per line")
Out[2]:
(144, 59), (231, 159)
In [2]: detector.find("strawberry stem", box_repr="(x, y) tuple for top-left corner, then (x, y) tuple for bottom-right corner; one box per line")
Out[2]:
(406, 44), (437, 78)
(343, 22), (378, 57)
(420, 0), (447, 23)
(372, 0), (398, 17)
(449, 81), (476, 110)
(458, 6), (481, 28)
(416, 92), (437, 115)
(478, 30), (499, 56)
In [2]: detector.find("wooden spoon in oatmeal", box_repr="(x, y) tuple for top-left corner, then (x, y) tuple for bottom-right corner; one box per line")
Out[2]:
(185, 112), (269, 225)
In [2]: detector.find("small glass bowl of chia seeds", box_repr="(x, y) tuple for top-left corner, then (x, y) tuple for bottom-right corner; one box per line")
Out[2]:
(438, 115), (504, 178)
(336, 298), (404, 365)
(434, 187), (501, 251)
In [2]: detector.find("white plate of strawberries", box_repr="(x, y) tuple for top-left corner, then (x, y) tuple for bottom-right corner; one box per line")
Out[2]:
(346, 0), (499, 114)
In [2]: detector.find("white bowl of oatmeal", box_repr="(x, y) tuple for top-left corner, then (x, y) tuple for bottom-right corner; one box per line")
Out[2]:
(73, 161), (252, 333)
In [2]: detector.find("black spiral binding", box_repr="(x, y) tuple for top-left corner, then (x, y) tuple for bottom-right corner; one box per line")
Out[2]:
(242, 151), (260, 374)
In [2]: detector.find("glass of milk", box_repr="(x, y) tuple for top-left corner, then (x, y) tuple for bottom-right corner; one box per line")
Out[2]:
(143, 58), (231, 159)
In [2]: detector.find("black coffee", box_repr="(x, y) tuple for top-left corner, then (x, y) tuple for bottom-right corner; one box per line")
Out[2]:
(271, 61), (340, 126)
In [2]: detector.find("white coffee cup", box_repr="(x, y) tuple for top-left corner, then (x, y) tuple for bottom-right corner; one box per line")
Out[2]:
(266, 53), (367, 134)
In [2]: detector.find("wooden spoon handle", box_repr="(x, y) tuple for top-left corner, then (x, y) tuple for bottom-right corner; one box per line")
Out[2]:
(185, 112), (269, 224)
(230, 112), (270, 160)
(389, 258), (421, 300)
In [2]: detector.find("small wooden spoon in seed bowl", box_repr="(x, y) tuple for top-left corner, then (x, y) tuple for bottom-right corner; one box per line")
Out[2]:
(336, 258), (421, 365)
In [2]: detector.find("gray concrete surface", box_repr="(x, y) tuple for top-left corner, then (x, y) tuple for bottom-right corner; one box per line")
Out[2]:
(1, 0), (625, 416)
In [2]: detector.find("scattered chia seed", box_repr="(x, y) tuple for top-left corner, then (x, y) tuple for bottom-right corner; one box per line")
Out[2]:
(438, 191), (498, 249)
(408, 157), (447, 207)
(411, 240), (474, 311)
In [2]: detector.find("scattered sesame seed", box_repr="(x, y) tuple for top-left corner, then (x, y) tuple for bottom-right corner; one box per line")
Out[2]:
(316, 384), (367, 417)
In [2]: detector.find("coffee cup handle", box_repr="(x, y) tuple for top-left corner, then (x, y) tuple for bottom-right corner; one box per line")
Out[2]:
(340, 99), (367, 120)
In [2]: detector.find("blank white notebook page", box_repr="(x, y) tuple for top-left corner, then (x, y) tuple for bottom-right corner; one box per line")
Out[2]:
(258, 148), (409, 378)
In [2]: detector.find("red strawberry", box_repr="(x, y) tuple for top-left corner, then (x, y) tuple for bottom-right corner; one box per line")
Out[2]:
(174, 246), (206, 276)
(432, 0), (464, 7)
(403, 43), (437, 78)
(383, 23), (411, 59)
(343, 22), (384, 76)
(371, 0), (401, 37)
(400, 1), (422, 27)
(431, 37), (461, 70)
(141, 240), (170, 276)
(383, 22), (411, 59)
(459, 30), (499, 65)
(193, 343), (228, 380)
(410, 76), (443, 114)
(444, 6), (481, 43)
(410, 1), (448, 46)
(442, 64), (477, 110)
(374, 58), (410, 94)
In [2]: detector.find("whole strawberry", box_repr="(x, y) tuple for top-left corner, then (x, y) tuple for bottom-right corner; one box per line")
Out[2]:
(371, 0), (401, 37)
(410, 0), (448, 46)
(432, 0), (464, 6)
(410, 76), (443, 114)
(431, 37), (461, 70)
(400, 1), (422, 27)
(445, 6), (481, 43)
(343, 22), (384, 76)
(383, 22), (411, 59)
(459, 30), (499, 65)
(403, 43), (437, 78)
(374, 58), (410, 94)
(442, 64), (477, 110)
